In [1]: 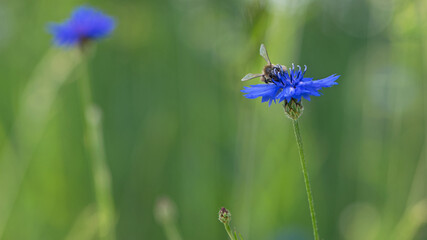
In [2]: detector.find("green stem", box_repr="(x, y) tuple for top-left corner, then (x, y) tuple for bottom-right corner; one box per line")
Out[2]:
(162, 221), (182, 240)
(292, 120), (320, 240)
(79, 56), (116, 240)
(224, 223), (235, 240)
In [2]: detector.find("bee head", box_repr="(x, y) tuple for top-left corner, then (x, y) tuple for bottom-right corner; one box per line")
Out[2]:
(263, 64), (274, 76)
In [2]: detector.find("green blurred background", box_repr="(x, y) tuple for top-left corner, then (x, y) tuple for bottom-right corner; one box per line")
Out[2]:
(0, 0), (426, 239)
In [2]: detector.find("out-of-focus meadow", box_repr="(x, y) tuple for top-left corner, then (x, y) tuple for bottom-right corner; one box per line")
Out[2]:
(0, 0), (426, 239)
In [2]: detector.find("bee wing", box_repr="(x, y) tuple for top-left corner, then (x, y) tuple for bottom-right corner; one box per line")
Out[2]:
(241, 73), (263, 81)
(260, 44), (271, 65)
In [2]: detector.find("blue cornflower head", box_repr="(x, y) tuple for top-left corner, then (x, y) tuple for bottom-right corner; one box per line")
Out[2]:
(241, 64), (340, 106)
(48, 6), (115, 47)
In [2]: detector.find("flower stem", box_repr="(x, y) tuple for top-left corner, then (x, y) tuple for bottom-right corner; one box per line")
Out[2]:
(292, 120), (319, 240)
(223, 223), (235, 240)
(79, 56), (116, 240)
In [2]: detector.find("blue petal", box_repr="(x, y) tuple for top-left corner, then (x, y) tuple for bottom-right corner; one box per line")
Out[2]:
(241, 84), (278, 98)
(297, 74), (339, 93)
(276, 86), (296, 102)
(302, 94), (311, 101)
(311, 74), (340, 88)
(48, 23), (80, 46)
(48, 5), (116, 47)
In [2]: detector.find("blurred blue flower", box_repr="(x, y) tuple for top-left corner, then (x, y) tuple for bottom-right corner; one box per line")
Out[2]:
(48, 6), (115, 47)
(241, 64), (339, 106)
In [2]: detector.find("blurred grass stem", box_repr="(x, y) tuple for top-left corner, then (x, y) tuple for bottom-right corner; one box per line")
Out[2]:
(160, 220), (182, 240)
(154, 197), (182, 240)
(79, 52), (116, 240)
(292, 120), (319, 240)
(0, 49), (80, 238)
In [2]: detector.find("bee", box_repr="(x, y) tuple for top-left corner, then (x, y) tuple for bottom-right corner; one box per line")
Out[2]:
(241, 44), (287, 83)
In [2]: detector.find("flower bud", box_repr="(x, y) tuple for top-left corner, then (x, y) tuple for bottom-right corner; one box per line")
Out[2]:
(218, 207), (231, 224)
(283, 99), (304, 120)
(154, 197), (177, 224)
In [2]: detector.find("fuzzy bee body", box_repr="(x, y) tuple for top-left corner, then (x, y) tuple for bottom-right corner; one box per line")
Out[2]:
(261, 64), (287, 83)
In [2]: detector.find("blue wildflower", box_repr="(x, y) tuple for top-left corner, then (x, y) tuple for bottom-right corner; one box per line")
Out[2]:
(48, 6), (115, 47)
(241, 64), (339, 106)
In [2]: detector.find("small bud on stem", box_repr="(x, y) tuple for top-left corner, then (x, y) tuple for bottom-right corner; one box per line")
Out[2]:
(284, 99), (304, 120)
(218, 207), (243, 240)
(218, 207), (231, 224)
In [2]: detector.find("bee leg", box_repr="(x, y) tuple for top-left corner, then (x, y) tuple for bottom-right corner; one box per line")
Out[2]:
(261, 76), (266, 83)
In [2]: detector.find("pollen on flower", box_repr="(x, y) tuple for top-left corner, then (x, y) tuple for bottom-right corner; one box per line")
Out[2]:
(48, 5), (116, 47)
